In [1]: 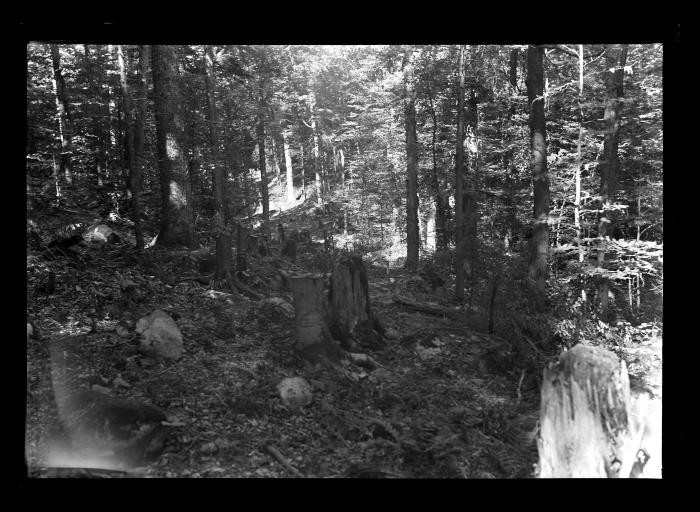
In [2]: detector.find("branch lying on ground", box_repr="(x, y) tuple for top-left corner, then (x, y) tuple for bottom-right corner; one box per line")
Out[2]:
(263, 443), (304, 477)
(392, 294), (465, 321)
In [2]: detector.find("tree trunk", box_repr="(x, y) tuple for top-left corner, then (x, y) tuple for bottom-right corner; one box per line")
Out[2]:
(403, 48), (420, 271)
(426, 85), (448, 251)
(598, 44), (629, 322)
(151, 45), (193, 247)
(329, 255), (384, 351)
(257, 83), (270, 239)
(526, 45), (550, 311)
(135, 45), (150, 190)
(283, 130), (294, 205)
(82, 45), (107, 189)
(339, 148), (345, 189)
(538, 345), (648, 478)
(204, 45), (233, 283)
(509, 47), (519, 89)
(299, 142), (306, 200)
(289, 274), (341, 362)
(236, 223), (249, 272)
(117, 45), (145, 251)
(455, 45), (467, 300)
(309, 89), (323, 206)
(49, 44), (73, 186)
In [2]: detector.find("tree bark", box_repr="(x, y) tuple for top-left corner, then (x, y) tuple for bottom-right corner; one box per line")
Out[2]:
(49, 44), (73, 186)
(308, 89), (324, 206)
(83, 45), (107, 188)
(455, 45), (467, 300)
(403, 48), (420, 271)
(117, 45), (145, 251)
(236, 222), (249, 272)
(257, 83), (270, 239)
(204, 45), (233, 282)
(426, 85), (448, 251)
(135, 45), (150, 189)
(289, 274), (341, 362)
(598, 44), (629, 322)
(283, 130), (294, 205)
(538, 345), (647, 478)
(329, 255), (384, 351)
(526, 45), (550, 310)
(151, 45), (193, 247)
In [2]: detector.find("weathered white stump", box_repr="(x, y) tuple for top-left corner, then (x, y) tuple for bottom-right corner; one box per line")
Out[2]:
(538, 344), (646, 478)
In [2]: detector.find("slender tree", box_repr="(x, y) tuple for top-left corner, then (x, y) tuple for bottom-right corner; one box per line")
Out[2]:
(526, 45), (551, 310)
(204, 45), (233, 283)
(426, 85), (448, 251)
(49, 44), (73, 186)
(134, 45), (150, 178)
(151, 45), (193, 247)
(597, 44), (629, 320)
(455, 45), (468, 300)
(257, 79), (270, 239)
(403, 47), (420, 270)
(117, 45), (144, 250)
(283, 129), (294, 205)
(83, 45), (107, 188)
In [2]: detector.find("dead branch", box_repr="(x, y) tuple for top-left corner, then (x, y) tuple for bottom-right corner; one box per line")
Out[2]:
(263, 443), (304, 477)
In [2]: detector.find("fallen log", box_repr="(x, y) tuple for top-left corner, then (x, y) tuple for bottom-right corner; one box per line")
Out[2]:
(391, 294), (465, 320)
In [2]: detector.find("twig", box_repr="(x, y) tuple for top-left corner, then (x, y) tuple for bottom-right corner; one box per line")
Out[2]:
(263, 444), (304, 477)
(516, 369), (526, 405)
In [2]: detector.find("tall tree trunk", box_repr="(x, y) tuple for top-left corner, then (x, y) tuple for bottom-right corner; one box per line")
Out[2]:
(257, 83), (270, 239)
(283, 130), (294, 205)
(598, 44), (629, 322)
(49, 44), (73, 186)
(117, 45), (144, 251)
(83, 45), (107, 189)
(454, 45), (467, 300)
(151, 45), (192, 247)
(339, 148), (345, 189)
(204, 45), (233, 282)
(299, 142), (306, 200)
(403, 48), (420, 271)
(526, 45), (550, 311)
(271, 136), (281, 181)
(509, 47), (519, 89)
(135, 45), (150, 190)
(309, 89), (323, 206)
(426, 85), (448, 251)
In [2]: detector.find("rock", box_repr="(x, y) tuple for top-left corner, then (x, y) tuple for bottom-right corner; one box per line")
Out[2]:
(58, 389), (168, 468)
(260, 297), (295, 321)
(415, 345), (441, 360)
(91, 384), (112, 394)
(277, 377), (313, 409)
(83, 224), (114, 243)
(135, 310), (183, 360)
(113, 377), (131, 388)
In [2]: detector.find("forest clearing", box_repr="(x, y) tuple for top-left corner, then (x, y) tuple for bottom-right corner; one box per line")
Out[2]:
(25, 43), (663, 478)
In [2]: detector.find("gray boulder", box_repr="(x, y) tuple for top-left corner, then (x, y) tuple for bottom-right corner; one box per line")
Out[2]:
(135, 310), (183, 360)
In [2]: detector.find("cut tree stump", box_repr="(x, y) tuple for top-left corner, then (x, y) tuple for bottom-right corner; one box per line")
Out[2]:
(538, 344), (646, 478)
(289, 273), (340, 362)
(329, 255), (384, 350)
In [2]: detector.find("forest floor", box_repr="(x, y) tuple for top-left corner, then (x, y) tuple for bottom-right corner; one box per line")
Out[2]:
(27, 203), (549, 478)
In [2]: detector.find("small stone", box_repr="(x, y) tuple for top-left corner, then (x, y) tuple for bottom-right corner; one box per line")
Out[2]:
(113, 377), (130, 388)
(91, 384), (112, 394)
(277, 377), (313, 409)
(201, 442), (218, 455)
